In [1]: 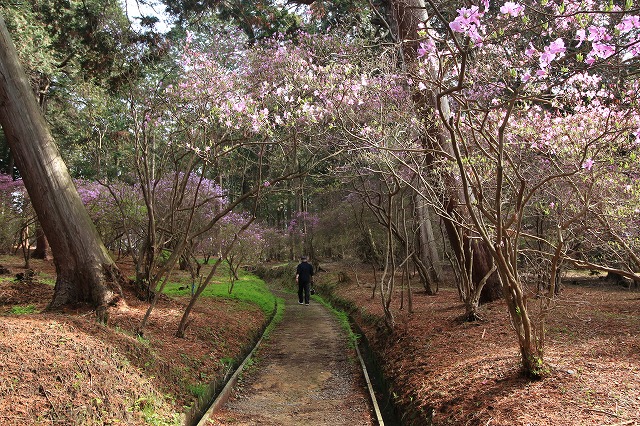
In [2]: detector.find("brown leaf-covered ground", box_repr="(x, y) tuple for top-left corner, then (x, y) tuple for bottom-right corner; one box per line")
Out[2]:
(1, 254), (639, 426)
(315, 263), (640, 426)
(0, 255), (266, 425)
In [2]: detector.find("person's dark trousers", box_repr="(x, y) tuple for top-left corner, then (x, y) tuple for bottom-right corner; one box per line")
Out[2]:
(298, 281), (310, 304)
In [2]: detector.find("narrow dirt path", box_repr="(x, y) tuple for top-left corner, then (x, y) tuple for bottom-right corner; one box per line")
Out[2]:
(203, 287), (376, 426)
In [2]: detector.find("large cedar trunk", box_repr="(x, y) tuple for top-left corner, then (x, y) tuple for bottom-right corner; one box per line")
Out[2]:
(389, 0), (501, 302)
(0, 18), (123, 316)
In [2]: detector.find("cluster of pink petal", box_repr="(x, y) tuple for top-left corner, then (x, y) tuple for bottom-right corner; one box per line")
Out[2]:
(499, 2), (524, 17)
(416, 38), (436, 58)
(287, 211), (320, 233)
(474, 2), (640, 80)
(449, 5), (485, 46)
(505, 105), (640, 173)
(0, 174), (27, 214)
(170, 34), (409, 147)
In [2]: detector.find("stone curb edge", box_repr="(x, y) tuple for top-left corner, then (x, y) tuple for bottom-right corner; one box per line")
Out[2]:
(355, 340), (385, 425)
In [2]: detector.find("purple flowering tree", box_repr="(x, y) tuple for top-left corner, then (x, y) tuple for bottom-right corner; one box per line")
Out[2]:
(218, 213), (268, 293)
(131, 30), (387, 335)
(399, 0), (640, 375)
(0, 174), (32, 261)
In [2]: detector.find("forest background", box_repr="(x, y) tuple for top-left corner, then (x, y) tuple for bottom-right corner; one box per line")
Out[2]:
(0, 0), (639, 424)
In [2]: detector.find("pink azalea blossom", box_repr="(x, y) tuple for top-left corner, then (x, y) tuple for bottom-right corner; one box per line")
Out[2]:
(616, 15), (640, 33)
(468, 26), (484, 46)
(525, 43), (538, 58)
(582, 158), (594, 170)
(548, 38), (566, 54)
(587, 25), (611, 42)
(417, 39), (436, 57)
(457, 6), (483, 26)
(500, 2), (524, 17)
(591, 42), (616, 59)
(449, 6), (484, 43)
(540, 52), (554, 68)
(232, 99), (247, 112)
(449, 19), (465, 33)
(539, 38), (565, 68)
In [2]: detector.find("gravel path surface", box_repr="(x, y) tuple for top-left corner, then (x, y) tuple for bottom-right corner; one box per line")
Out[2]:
(203, 288), (375, 426)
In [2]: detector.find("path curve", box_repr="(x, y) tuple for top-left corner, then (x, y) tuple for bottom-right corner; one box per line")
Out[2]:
(202, 287), (375, 426)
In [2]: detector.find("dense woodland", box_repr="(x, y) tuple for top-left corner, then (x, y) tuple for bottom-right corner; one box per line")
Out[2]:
(0, 0), (639, 395)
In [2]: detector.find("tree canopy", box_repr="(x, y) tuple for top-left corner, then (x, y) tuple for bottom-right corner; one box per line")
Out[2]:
(0, 0), (639, 378)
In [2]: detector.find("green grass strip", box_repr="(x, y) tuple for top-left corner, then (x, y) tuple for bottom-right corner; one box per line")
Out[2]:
(163, 268), (276, 316)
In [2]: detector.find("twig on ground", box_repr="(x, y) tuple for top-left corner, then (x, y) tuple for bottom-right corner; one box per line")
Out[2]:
(581, 406), (620, 418)
(38, 381), (59, 418)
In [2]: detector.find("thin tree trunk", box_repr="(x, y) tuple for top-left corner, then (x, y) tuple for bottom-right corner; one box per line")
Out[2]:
(31, 224), (51, 260)
(0, 18), (123, 319)
(176, 217), (255, 337)
(413, 191), (441, 287)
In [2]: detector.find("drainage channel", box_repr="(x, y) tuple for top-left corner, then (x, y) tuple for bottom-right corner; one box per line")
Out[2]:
(184, 299), (280, 426)
(352, 320), (403, 425)
(318, 291), (403, 425)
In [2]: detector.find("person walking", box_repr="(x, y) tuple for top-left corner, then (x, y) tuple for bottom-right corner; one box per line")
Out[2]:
(295, 255), (314, 305)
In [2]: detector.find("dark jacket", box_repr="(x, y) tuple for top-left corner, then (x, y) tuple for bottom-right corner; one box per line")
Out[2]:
(296, 261), (314, 283)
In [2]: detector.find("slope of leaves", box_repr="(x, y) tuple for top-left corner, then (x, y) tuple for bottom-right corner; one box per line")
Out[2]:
(317, 262), (640, 426)
(0, 256), (266, 425)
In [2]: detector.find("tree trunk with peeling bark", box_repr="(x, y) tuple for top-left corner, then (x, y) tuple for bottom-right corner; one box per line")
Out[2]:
(0, 17), (123, 319)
